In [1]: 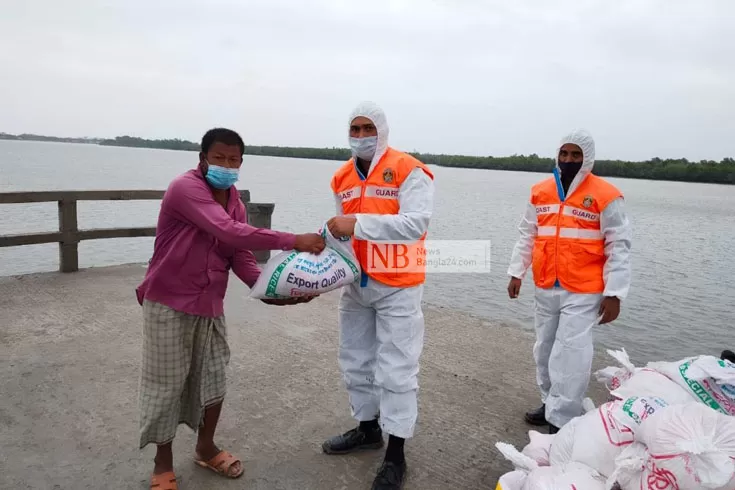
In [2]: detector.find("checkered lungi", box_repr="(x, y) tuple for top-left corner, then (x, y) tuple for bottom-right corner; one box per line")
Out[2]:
(138, 300), (230, 449)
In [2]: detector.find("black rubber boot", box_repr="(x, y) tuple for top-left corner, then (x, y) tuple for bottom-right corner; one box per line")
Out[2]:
(524, 404), (548, 426)
(721, 350), (735, 364)
(322, 426), (384, 455)
(371, 460), (407, 490)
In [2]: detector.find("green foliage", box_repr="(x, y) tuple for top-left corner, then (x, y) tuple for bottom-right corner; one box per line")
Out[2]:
(98, 136), (199, 151)
(2, 132), (733, 184)
(409, 152), (735, 185)
(0, 132), (99, 144)
(98, 137), (735, 185)
(243, 145), (352, 161)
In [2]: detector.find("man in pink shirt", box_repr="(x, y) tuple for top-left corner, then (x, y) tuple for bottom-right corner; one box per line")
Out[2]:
(135, 128), (325, 490)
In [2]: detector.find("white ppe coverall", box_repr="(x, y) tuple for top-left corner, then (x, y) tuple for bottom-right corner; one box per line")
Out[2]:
(333, 101), (434, 439)
(507, 130), (632, 428)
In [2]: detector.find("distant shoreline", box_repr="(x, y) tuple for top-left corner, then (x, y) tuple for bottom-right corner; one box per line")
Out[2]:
(1, 132), (733, 185)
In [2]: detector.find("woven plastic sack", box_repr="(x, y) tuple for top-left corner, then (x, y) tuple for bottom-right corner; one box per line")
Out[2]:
(549, 396), (669, 478)
(496, 470), (526, 490)
(249, 223), (360, 299)
(608, 403), (735, 489)
(647, 355), (735, 415)
(521, 430), (555, 467)
(495, 442), (605, 490)
(594, 348), (694, 405)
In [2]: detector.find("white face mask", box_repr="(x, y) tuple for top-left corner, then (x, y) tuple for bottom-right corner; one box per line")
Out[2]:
(349, 136), (377, 162)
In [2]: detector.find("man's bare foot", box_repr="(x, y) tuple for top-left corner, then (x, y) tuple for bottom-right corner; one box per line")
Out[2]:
(195, 442), (243, 478)
(153, 462), (174, 475)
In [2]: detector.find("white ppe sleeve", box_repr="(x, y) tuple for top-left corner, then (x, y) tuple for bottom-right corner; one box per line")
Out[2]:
(507, 201), (538, 279)
(353, 168), (434, 242)
(334, 193), (343, 216)
(600, 197), (632, 300)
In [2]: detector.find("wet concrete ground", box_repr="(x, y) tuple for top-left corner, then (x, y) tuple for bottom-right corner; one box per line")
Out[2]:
(0, 264), (608, 489)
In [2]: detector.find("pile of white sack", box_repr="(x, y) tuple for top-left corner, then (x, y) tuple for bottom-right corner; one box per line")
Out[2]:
(495, 349), (735, 490)
(249, 222), (361, 300)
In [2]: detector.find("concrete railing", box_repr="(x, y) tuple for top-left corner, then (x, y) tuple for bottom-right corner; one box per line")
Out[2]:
(0, 190), (276, 272)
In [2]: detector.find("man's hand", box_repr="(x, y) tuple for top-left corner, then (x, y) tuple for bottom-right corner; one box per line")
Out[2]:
(598, 296), (620, 324)
(293, 233), (326, 254)
(296, 295), (318, 304)
(508, 277), (522, 299)
(327, 216), (357, 239)
(261, 295), (319, 306)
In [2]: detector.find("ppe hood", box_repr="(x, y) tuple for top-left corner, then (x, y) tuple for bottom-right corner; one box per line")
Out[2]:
(555, 129), (595, 197)
(347, 101), (389, 176)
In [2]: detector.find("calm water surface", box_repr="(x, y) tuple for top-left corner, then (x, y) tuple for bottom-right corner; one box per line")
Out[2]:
(1, 140), (733, 363)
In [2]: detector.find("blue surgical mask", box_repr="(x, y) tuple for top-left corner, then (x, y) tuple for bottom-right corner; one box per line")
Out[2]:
(349, 136), (378, 162)
(205, 163), (239, 189)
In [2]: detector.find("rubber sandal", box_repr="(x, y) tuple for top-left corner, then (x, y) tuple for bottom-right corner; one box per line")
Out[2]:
(194, 449), (244, 479)
(150, 471), (178, 490)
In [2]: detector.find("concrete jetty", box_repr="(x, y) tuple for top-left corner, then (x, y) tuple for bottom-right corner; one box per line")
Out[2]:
(0, 264), (609, 489)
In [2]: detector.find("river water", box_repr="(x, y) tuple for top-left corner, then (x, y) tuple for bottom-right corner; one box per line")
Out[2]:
(1, 140), (732, 363)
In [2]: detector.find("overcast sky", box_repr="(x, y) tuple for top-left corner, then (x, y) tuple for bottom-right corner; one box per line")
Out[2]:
(1, 0), (733, 161)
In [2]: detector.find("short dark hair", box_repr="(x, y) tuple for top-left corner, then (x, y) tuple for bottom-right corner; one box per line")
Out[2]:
(201, 128), (245, 155)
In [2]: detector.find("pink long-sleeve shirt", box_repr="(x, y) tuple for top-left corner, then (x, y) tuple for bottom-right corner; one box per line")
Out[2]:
(136, 167), (297, 317)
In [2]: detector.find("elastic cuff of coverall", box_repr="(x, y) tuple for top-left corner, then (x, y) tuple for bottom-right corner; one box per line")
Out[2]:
(602, 290), (627, 301)
(507, 269), (527, 280)
(351, 402), (380, 423)
(352, 214), (367, 241)
(380, 420), (416, 439)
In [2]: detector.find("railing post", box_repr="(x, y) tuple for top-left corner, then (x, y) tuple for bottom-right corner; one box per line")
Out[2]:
(246, 202), (276, 263)
(58, 199), (79, 272)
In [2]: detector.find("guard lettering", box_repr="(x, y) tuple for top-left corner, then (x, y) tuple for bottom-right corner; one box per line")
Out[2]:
(376, 188), (398, 198)
(572, 209), (599, 221)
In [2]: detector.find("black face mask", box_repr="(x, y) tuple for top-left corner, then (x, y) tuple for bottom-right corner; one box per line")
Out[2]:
(558, 161), (583, 178)
(558, 161), (583, 194)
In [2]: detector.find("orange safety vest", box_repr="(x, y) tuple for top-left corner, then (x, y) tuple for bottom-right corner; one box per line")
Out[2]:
(330, 147), (434, 288)
(531, 174), (622, 293)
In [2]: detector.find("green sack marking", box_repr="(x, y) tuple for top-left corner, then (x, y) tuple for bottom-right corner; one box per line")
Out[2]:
(678, 360), (726, 414)
(265, 252), (298, 298)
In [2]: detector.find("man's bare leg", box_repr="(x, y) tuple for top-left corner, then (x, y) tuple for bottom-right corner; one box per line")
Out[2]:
(153, 442), (174, 475)
(195, 402), (243, 476)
